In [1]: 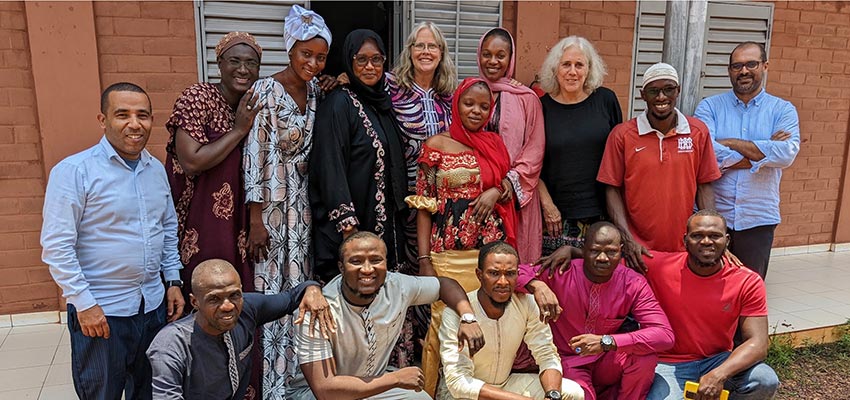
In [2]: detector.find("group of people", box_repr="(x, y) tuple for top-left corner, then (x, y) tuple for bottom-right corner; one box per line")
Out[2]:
(40, 4), (801, 400)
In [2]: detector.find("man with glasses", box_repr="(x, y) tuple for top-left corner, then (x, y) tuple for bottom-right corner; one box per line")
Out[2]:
(695, 42), (800, 279)
(597, 63), (721, 273)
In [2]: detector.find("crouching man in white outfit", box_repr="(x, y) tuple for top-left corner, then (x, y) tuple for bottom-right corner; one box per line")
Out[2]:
(439, 241), (584, 400)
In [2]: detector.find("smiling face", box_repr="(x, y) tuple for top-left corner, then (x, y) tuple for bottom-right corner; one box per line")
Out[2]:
(411, 27), (442, 77)
(98, 90), (152, 160)
(457, 83), (491, 131)
(479, 34), (511, 82)
(352, 39), (384, 87)
(338, 236), (388, 305)
(557, 46), (589, 95)
(685, 215), (729, 274)
(289, 37), (329, 82)
(217, 44), (260, 94)
(476, 252), (518, 307)
(640, 79), (679, 121)
(191, 268), (244, 336)
(729, 44), (767, 98)
(582, 226), (623, 284)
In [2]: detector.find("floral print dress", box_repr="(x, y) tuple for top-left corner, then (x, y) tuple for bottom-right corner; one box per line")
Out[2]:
(409, 143), (506, 253)
(242, 76), (320, 399)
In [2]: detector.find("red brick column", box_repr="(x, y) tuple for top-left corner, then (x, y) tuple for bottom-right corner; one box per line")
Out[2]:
(0, 2), (59, 315)
(767, 1), (850, 247)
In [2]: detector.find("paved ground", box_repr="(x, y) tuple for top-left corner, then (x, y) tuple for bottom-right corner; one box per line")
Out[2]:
(1, 251), (849, 399)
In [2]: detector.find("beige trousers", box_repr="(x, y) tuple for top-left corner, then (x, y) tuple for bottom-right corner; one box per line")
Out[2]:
(422, 249), (481, 397)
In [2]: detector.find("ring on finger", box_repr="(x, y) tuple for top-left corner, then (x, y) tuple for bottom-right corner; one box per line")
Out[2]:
(247, 105), (253, 110)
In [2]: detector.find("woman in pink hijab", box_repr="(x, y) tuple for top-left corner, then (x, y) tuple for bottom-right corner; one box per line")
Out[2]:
(477, 27), (545, 264)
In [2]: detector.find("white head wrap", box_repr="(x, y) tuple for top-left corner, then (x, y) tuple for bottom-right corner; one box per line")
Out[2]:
(284, 5), (332, 52)
(642, 62), (679, 89)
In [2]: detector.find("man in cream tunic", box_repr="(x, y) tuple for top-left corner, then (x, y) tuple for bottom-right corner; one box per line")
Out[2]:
(439, 241), (584, 400)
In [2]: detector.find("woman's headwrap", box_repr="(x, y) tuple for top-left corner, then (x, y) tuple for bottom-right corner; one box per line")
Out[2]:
(449, 77), (517, 247)
(215, 31), (262, 60)
(284, 5), (332, 52)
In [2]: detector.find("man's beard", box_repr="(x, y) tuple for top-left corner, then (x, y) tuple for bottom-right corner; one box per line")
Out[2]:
(491, 296), (511, 309)
(689, 253), (723, 269)
(342, 280), (380, 303)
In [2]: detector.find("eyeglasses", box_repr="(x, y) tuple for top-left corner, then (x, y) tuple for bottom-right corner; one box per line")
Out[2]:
(644, 86), (679, 99)
(729, 61), (762, 72)
(224, 58), (259, 70)
(353, 54), (386, 67)
(412, 42), (441, 52)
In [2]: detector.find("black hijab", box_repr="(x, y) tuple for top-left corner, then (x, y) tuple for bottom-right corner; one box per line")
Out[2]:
(342, 29), (408, 212)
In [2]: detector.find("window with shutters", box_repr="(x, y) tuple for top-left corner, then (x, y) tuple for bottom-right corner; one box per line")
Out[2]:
(195, 1), (305, 81)
(628, 1), (773, 118)
(405, 1), (502, 78)
(194, 1), (502, 82)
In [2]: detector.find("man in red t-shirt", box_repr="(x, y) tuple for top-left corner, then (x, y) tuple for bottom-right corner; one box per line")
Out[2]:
(597, 63), (721, 272)
(644, 210), (778, 400)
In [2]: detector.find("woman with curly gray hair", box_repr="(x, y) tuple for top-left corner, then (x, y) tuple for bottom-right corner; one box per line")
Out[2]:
(537, 36), (624, 255)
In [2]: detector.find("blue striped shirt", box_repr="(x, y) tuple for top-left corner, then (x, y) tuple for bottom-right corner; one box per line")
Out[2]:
(41, 136), (181, 316)
(695, 89), (801, 230)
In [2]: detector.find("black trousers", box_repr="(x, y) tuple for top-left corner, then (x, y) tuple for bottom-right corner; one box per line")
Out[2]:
(728, 224), (778, 279)
(68, 299), (166, 400)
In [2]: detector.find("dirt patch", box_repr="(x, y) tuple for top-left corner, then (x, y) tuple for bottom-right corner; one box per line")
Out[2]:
(771, 327), (850, 399)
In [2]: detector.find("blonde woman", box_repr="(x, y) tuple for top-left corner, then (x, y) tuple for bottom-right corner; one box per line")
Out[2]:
(388, 22), (458, 367)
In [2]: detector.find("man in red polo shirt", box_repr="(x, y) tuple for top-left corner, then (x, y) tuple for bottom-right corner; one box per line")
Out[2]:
(597, 62), (721, 272)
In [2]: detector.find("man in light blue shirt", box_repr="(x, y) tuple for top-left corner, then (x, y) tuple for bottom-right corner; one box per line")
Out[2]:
(695, 42), (800, 279)
(41, 82), (185, 400)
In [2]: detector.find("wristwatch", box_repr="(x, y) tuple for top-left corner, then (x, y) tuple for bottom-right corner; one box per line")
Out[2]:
(601, 334), (615, 352)
(459, 313), (478, 324)
(545, 390), (561, 399)
(165, 280), (184, 289)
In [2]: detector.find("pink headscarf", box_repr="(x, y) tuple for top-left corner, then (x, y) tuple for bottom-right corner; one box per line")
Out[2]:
(475, 27), (546, 266)
(476, 27), (536, 96)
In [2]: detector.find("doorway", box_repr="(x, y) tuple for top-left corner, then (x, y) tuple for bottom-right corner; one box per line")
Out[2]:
(310, 1), (400, 76)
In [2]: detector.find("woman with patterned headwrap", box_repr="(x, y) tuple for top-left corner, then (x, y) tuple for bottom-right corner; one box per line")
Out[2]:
(165, 30), (263, 399)
(241, 5), (335, 398)
(166, 31), (262, 304)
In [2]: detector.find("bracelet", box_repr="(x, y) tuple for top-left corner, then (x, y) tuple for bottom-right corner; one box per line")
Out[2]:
(417, 255), (432, 261)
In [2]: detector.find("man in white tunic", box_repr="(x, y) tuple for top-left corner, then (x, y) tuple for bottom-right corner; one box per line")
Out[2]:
(439, 241), (584, 400)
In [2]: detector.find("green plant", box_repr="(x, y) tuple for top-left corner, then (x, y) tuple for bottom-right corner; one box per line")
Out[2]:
(766, 322), (797, 378)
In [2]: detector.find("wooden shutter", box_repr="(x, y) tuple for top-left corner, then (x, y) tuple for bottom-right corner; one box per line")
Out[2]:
(408, 1), (502, 78)
(629, 1), (773, 118)
(198, 1), (305, 82)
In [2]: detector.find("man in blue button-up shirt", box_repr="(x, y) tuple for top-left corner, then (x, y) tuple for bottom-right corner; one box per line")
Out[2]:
(41, 82), (185, 400)
(695, 42), (801, 279)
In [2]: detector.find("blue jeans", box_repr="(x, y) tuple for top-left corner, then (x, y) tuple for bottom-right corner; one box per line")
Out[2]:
(647, 352), (779, 400)
(68, 299), (166, 400)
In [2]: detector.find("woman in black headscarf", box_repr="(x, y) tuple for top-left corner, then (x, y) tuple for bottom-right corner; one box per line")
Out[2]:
(309, 29), (409, 282)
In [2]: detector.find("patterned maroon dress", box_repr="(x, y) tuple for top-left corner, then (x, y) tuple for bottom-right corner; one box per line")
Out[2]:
(165, 82), (252, 298)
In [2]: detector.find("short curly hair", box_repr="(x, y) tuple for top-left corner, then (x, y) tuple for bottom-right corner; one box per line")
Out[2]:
(538, 36), (607, 96)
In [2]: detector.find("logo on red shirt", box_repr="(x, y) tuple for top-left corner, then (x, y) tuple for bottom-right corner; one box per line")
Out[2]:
(677, 137), (694, 153)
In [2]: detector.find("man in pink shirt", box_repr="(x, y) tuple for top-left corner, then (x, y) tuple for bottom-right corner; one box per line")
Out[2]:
(518, 222), (674, 399)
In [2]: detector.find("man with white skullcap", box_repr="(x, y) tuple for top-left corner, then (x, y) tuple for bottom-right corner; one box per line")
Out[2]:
(596, 62), (721, 272)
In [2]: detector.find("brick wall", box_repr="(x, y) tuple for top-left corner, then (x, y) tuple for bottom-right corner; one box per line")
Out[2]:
(558, 1), (637, 114)
(93, 1), (198, 161)
(0, 2), (58, 315)
(767, 1), (850, 247)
